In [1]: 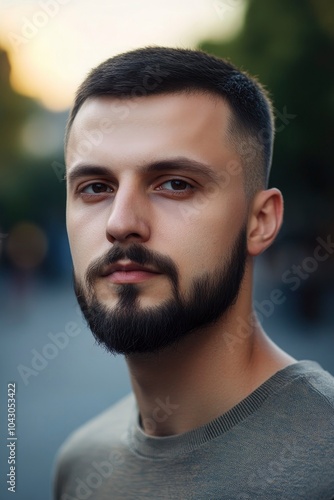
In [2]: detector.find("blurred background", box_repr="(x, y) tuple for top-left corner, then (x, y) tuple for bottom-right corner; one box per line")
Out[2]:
(0, 0), (333, 498)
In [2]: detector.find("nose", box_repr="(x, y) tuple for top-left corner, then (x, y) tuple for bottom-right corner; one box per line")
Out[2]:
(106, 182), (151, 244)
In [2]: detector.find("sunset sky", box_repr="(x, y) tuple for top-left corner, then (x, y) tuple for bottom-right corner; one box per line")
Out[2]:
(0, 0), (245, 110)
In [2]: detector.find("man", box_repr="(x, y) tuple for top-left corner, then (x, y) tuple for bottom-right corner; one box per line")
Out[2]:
(54, 47), (334, 499)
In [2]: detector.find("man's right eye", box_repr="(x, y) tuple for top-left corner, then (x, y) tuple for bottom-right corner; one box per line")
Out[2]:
(81, 183), (113, 194)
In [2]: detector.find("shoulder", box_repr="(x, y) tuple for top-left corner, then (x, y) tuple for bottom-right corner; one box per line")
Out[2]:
(260, 362), (334, 467)
(284, 361), (334, 414)
(57, 392), (135, 458)
(53, 392), (135, 490)
(300, 363), (334, 407)
(245, 362), (334, 461)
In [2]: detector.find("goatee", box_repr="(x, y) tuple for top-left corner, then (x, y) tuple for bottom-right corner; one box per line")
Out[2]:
(74, 227), (247, 355)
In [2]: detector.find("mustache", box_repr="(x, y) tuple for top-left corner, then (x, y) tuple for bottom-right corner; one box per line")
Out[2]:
(85, 243), (179, 291)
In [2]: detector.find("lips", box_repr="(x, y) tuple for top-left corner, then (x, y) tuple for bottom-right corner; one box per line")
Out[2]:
(101, 261), (160, 277)
(100, 260), (161, 284)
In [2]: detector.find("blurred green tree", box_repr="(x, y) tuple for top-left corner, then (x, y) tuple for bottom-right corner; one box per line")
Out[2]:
(199, 0), (334, 318)
(0, 48), (67, 278)
(200, 0), (334, 238)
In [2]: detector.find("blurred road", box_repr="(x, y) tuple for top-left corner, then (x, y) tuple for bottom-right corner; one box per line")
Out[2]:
(1, 277), (333, 500)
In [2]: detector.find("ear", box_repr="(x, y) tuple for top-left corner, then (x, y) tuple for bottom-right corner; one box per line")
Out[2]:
(247, 188), (284, 256)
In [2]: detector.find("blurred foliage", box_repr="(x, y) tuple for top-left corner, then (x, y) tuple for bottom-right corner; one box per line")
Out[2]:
(199, 0), (334, 319)
(199, 0), (334, 240)
(0, 49), (66, 224)
(0, 48), (68, 278)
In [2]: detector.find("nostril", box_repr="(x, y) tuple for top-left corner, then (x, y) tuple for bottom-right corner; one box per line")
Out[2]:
(127, 233), (141, 239)
(106, 230), (148, 244)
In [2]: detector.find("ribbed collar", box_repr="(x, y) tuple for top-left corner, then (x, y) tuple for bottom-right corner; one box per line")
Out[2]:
(126, 360), (322, 459)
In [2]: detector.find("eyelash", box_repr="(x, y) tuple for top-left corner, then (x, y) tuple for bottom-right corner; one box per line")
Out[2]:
(78, 179), (195, 200)
(155, 179), (195, 195)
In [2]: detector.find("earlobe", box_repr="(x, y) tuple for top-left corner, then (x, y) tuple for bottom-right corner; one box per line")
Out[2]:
(247, 188), (284, 256)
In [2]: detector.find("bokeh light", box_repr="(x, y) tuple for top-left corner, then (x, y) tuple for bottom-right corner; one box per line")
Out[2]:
(6, 221), (48, 270)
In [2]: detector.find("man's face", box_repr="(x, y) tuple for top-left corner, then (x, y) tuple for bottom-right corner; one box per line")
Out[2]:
(66, 92), (249, 355)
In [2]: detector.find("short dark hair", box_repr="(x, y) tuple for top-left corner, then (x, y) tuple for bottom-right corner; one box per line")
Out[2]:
(66, 46), (274, 195)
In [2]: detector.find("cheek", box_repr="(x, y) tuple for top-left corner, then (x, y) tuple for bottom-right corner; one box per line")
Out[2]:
(172, 199), (246, 276)
(66, 207), (106, 275)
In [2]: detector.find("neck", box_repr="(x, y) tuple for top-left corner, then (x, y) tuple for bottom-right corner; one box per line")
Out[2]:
(125, 304), (295, 437)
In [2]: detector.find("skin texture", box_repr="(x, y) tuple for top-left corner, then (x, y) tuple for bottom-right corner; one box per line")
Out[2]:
(66, 92), (295, 436)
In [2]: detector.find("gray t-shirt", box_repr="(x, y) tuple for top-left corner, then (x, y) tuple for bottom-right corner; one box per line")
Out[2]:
(53, 361), (334, 499)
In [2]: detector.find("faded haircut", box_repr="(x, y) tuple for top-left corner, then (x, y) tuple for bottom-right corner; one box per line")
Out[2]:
(65, 46), (275, 196)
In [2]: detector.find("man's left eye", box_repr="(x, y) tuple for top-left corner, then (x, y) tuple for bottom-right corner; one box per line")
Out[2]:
(82, 183), (112, 194)
(158, 180), (193, 191)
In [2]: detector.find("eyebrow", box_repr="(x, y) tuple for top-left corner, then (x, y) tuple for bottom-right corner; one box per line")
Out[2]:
(67, 157), (222, 187)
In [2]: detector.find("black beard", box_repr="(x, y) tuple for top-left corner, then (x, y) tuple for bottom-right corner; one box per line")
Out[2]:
(74, 227), (247, 356)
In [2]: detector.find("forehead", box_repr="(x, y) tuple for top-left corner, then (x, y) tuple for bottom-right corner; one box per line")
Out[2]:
(66, 92), (237, 172)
